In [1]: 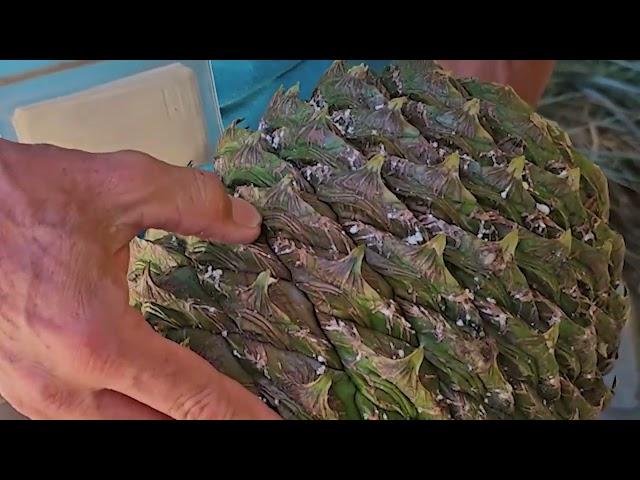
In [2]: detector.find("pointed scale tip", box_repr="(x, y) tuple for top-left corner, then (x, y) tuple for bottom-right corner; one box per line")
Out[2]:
(265, 86), (286, 112)
(426, 233), (447, 257)
(365, 153), (386, 174)
(567, 167), (581, 192)
(388, 97), (407, 112)
(348, 63), (369, 77)
(245, 270), (278, 313)
(271, 85), (286, 99)
(229, 118), (245, 129)
(246, 131), (262, 145)
(279, 173), (296, 188)
(343, 245), (366, 277)
(217, 122), (249, 154)
(558, 229), (573, 252)
(248, 270), (278, 302)
(463, 98), (481, 116)
(499, 229), (519, 257)
(286, 83), (301, 97)
(276, 174), (303, 199)
(252, 270), (277, 294)
(542, 321), (560, 348)
(405, 344), (425, 370)
(325, 60), (347, 78)
(507, 156), (526, 179)
(442, 151), (461, 172)
(310, 105), (330, 120)
(327, 60), (347, 75)
(599, 239), (613, 259)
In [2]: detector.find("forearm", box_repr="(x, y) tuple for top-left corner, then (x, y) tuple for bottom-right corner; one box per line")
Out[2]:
(436, 60), (556, 107)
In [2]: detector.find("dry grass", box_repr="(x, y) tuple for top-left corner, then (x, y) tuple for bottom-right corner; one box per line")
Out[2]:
(539, 60), (640, 192)
(539, 61), (640, 408)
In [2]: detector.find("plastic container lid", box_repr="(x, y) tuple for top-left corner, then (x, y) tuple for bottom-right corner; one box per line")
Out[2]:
(0, 60), (223, 165)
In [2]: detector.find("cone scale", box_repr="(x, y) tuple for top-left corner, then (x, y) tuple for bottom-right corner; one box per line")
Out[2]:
(129, 61), (630, 420)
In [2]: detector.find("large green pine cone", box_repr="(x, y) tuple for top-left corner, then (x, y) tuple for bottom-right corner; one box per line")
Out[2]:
(128, 60), (631, 420)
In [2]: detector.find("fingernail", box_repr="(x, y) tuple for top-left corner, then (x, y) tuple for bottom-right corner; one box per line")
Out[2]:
(231, 197), (262, 228)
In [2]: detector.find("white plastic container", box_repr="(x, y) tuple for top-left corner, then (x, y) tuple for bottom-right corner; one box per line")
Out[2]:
(0, 60), (223, 167)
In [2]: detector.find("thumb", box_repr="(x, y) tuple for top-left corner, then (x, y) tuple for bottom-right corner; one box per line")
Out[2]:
(106, 151), (262, 245)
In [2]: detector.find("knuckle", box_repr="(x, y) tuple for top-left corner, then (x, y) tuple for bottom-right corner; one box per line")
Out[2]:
(169, 387), (230, 420)
(110, 149), (154, 164)
(105, 149), (159, 180)
(29, 143), (65, 157)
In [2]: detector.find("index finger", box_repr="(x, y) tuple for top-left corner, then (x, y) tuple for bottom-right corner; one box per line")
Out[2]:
(106, 309), (279, 420)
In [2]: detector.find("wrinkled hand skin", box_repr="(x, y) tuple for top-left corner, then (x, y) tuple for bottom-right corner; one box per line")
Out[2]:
(0, 139), (280, 420)
(436, 61), (556, 107)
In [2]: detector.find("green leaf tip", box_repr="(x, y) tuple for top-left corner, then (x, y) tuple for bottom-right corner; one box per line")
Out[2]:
(276, 173), (296, 189)
(310, 104), (331, 120)
(304, 371), (337, 420)
(566, 168), (581, 192)
(326, 60), (347, 77)
(499, 229), (519, 257)
(426, 233), (447, 257)
(286, 83), (301, 97)
(598, 239), (613, 259)
(348, 63), (369, 77)
(542, 322), (560, 350)
(388, 97), (407, 112)
(365, 153), (386, 173)
(252, 270), (277, 293)
(246, 130), (262, 145)
(245, 270), (279, 313)
(443, 151), (461, 172)
(229, 118), (245, 129)
(508, 155), (526, 179)
(463, 98), (481, 116)
(558, 229), (573, 252)
(270, 84), (286, 100)
(343, 245), (366, 278)
(404, 344), (426, 371)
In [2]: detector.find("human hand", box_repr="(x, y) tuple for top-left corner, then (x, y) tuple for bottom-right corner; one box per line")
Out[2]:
(0, 139), (280, 420)
(436, 60), (556, 107)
